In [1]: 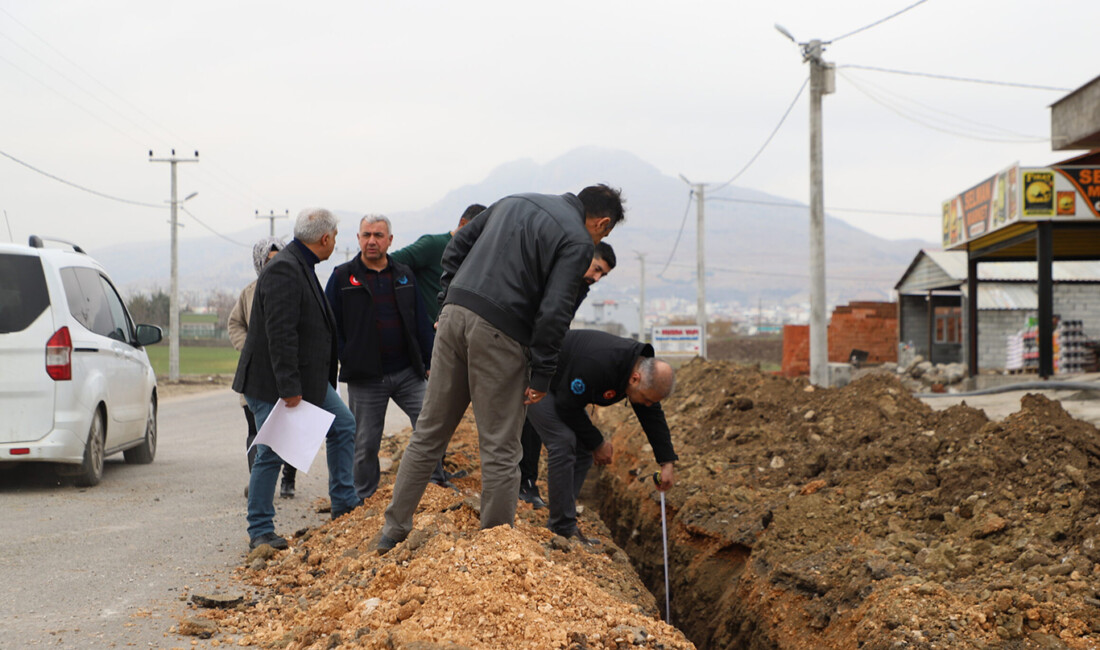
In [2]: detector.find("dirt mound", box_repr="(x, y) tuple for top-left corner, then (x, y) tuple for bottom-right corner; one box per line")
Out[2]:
(187, 414), (695, 649)
(595, 359), (1100, 648)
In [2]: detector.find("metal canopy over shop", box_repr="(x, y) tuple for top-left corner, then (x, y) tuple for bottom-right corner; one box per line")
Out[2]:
(942, 145), (1100, 377)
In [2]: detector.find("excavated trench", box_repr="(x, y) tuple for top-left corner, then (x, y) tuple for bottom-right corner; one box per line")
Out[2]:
(579, 361), (1100, 650)
(586, 461), (771, 650)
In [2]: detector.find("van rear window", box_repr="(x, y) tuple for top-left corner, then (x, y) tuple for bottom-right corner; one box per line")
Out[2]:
(0, 253), (50, 334)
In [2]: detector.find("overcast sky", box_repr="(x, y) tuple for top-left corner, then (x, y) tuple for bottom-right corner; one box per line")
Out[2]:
(1, 0), (1097, 253)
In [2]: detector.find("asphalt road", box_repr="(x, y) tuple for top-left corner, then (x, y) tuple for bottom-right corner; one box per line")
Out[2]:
(0, 386), (410, 648)
(920, 384), (1100, 427)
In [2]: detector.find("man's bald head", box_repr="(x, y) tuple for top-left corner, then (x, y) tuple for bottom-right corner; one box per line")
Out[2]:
(626, 357), (675, 407)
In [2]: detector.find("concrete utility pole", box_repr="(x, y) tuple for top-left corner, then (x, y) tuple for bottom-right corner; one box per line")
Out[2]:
(678, 175), (708, 359)
(256, 209), (289, 237)
(149, 149), (199, 382)
(635, 251), (647, 341)
(777, 24), (835, 386)
(695, 183), (708, 359)
(807, 39), (834, 387)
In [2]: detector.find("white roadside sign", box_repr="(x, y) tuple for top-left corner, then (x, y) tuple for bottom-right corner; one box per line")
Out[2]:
(652, 325), (702, 356)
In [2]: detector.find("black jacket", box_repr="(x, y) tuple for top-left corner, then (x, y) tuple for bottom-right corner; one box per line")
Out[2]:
(324, 255), (434, 382)
(550, 329), (678, 465)
(440, 193), (594, 392)
(232, 242), (338, 406)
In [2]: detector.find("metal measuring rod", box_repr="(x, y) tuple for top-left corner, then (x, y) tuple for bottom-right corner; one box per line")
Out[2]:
(652, 471), (671, 623)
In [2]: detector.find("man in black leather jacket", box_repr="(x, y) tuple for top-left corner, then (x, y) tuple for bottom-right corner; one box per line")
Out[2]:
(379, 185), (625, 550)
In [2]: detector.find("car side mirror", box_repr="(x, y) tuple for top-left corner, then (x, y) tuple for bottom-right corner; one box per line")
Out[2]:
(134, 324), (163, 347)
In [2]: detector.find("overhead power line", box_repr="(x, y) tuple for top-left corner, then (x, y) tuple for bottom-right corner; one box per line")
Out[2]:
(841, 63), (1072, 92)
(0, 148), (162, 208)
(658, 189), (695, 277)
(0, 51), (147, 148)
(829, 0), (930, 43)
(659, 76), (810, 280)
(0, 7), (270, 209)
(180, 206), (249, 247)
(706, 195), (938, 218)
(840, 69), (1048, 140)
(710, 77), (809, 194)
(0, 147), (251, 247)
(664, 261), (899, 284)
(839, 71), (1050, 143)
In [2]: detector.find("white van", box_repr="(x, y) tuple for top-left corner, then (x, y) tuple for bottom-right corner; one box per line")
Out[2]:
(0, 236), (162, 486)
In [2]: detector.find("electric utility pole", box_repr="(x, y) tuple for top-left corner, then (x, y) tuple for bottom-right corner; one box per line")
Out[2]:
(678, 175), (708, 359)
(149, 149), (199, 382)
(256, 209), (289, 236)
(777, 25), (834, 387)
(807, 39), (834, 387)
(635, 251), (647, 342)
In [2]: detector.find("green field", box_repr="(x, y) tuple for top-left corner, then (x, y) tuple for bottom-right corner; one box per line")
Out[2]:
(145, 344), (240, 376)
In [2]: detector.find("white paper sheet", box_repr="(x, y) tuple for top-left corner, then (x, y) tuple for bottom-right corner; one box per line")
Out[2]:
(249, 399), (335, 473)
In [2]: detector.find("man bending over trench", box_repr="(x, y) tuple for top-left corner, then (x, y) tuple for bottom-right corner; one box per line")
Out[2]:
(526, 328), (678, 544)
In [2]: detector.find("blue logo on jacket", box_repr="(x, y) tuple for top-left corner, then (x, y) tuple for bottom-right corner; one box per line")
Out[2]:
(398, 275), (409, 285)
(570, 378), (585, 395)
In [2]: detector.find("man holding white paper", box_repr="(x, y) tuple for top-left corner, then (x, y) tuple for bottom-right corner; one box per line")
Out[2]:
(232, 208), (360, 551)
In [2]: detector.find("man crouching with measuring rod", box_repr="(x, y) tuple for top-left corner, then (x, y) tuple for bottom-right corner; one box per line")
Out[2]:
(526, 328), (677, 544)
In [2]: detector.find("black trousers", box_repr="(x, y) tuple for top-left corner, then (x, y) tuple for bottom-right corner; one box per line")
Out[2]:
(519, 418), (541, 486)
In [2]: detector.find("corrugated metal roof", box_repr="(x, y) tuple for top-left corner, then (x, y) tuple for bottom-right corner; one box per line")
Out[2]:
(918, 250), (1100, 283)
(965, 283), (1038, 310)
(895, 251), (961, 293)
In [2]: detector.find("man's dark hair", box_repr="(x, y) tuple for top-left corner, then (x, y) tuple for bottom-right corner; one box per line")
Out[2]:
(594, 241), (616, 270)
(459, 203), (486, 226)
(578, 184), (625, 227)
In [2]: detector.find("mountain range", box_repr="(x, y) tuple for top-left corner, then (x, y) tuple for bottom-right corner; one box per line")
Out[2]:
(92, 147), (934, 314)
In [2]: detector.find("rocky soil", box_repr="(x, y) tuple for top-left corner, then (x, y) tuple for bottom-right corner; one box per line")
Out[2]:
(183, 411), (695, 649)
(179, 359), (1100, 649)
(595, 359), (1100, 648)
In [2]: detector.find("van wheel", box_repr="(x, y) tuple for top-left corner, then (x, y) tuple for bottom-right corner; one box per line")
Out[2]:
(124, 397), (157, 464)
(75, 410), (105, 487)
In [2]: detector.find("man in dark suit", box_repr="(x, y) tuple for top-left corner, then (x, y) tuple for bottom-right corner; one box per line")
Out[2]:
(232, 207), (359, 550)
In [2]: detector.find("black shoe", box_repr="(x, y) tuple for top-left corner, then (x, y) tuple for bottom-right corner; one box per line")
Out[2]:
(332, 499), (362, 520)
(445, 469), (468, 480)
(519, 483), (547, 510)
(562, 527), (601, 547)
(249, 532), (288, 550)
(430, 476), (459, 492)
(280, 477), (295, 499)
(374, 533), (398, 555)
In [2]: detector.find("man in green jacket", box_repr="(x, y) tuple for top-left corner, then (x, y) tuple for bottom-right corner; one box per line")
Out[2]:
(389, 203), (484, 322)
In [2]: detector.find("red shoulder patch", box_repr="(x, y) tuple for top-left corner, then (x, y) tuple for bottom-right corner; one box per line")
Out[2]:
(603, 389), (617, 400)
(349, 275), (361, 286)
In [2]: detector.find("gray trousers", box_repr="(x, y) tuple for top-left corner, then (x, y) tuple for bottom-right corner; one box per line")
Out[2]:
(526, 391), (594, 535)
(347, 366), (444, 501)
(383, 304), (529, 540)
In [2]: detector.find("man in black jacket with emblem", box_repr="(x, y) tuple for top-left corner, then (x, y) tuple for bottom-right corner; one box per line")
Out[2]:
(527, 328), (678, 543)
(325, 214), (446, 501)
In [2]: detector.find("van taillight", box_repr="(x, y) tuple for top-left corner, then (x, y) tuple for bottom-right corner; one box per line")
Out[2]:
(46, 326), (72, 381)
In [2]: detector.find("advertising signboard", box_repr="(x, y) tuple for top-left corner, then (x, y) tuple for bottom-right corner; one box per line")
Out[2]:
(943, 164), (1100, 250)
(652, 325), (701, 356)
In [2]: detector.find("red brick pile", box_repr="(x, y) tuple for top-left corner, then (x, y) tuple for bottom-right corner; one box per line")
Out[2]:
(827, 301), (897, 364)
(781, 301), (897, 376)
